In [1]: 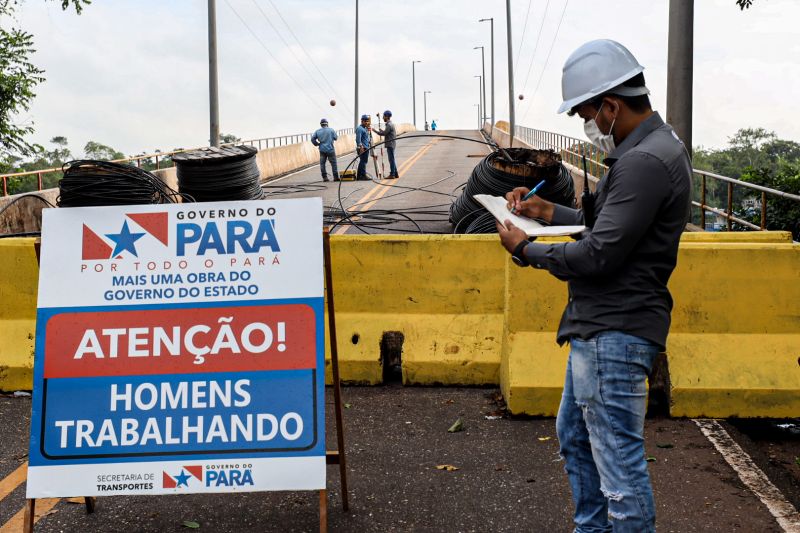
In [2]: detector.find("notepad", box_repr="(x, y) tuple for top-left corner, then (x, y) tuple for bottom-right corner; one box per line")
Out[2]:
(473, 194), (586, 237)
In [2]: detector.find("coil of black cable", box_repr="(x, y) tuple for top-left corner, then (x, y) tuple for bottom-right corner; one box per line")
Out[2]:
(449, 148), (575, 233)
(173, 145), (263, 202)
(58, 160), (183, 207)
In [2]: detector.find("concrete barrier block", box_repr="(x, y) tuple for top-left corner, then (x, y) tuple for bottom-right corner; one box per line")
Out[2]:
(323, 234), (505, 385)
(668, 333), (800, 417)
(0, 238), (38, 391)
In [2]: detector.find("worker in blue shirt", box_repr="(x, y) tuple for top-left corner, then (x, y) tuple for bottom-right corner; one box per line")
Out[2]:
(355, 114), (371, 180)
(431, 119), (437, 131)
(311, 118), (339, 182)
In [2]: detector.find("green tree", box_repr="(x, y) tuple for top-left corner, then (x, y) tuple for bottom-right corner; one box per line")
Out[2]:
(84, 140), (124, 161)
(736, 0), (754, 9)
(693, 128), (800, 239)
(0, 0), (90, 157)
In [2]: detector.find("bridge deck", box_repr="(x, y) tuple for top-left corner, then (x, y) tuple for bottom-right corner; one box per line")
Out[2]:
(262, 130), (490, 235)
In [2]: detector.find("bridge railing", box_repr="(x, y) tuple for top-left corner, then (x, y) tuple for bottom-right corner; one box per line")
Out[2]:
(515, 124), (800, 232)
(1, 127), (355, 196)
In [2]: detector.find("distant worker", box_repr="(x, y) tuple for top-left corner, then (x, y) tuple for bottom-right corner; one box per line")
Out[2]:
(424, 121), (429, 131)
(431, 119), (437, 131)
(311, 118), (339, 182)
(375, 110), (398, 179)
(497, 39), (691, 532)
(355, 114), (371, 180)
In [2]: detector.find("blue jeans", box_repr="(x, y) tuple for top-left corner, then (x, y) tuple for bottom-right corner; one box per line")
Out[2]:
(386, 146), (398, 176)
(319, 151), (338, 180)
(556, 331), (659, 533)
(357, 149), (369, 179)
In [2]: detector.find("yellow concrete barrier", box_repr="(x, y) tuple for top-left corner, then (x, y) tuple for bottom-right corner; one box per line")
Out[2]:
(667, 242), (800, 417)
(499, 237), (800, 416)
(324, 234), (506, 385)
(0, 238), (38, 391)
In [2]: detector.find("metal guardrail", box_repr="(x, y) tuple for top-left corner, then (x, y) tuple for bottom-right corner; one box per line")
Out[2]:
(1, 128), (355, 196)
(515, 125), (800, 232)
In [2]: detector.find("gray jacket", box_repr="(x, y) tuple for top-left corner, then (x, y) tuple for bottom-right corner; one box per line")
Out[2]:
(376, 121), (396, 149)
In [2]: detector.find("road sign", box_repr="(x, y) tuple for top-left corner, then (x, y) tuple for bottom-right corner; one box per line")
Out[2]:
(27, 199), (325, 497)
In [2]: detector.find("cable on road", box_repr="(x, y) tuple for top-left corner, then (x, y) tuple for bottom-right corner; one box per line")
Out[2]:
(58, 160), (187, 207)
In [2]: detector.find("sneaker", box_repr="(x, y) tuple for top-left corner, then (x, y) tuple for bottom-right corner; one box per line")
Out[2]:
(322, 176), (330, 182)
(388, 174), (399, 179)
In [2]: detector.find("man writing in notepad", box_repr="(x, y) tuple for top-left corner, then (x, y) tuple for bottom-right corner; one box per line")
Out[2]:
(495, 40), (691, 533)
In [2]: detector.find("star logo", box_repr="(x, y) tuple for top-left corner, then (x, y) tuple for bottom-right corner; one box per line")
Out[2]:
(105, 220), (145, 258)
(173, 470), (192, 488)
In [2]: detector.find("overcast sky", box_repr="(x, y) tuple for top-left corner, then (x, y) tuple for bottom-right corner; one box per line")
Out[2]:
(14, 0), (800, 157)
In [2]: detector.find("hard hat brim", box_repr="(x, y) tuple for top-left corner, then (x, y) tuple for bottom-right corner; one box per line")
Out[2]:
(557, 67), (646, 114)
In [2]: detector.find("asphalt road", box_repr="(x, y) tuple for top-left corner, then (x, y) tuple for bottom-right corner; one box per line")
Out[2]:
(1, 387), (796, 532)
(260, 130), (492, 236)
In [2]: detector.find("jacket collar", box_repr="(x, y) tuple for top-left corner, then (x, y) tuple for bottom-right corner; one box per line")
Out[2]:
(604, 111), (664, 165)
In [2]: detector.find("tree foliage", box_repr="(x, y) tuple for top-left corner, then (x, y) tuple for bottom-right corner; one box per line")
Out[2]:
(736, 0), (754, 9)
(0, 0), (90, 157)
(693, 128), (800, 239)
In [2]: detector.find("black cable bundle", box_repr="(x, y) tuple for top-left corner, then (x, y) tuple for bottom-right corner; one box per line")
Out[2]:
(449, 148), (575, 233)
(58, 160), (184, 207)
(173, 146), (263, 202)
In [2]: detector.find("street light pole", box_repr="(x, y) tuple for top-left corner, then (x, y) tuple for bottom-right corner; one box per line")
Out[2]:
(479, 18), (495, 134)
(412, 60), (421, 129)
(474, 46), (486, 126)
(354, 0), (359, 129)
(505, 0), (515, 147)
(667, 0), (694, 152)
(474, 75), (482, 131)
(423, 90), (431, 129)
(474, 104), (480, 129)
(207, 0), (220, 147)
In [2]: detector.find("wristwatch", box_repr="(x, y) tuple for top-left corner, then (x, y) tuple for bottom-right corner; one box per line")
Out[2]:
(511, 240), (530, 267)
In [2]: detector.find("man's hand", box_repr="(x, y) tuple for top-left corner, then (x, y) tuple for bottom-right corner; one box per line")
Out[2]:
(357, 146), (364, 154)
(495, 220), (528, 254)
(505, 187), (555, 222)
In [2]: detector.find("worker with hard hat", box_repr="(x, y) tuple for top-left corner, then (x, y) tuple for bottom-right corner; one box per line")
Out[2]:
(355, 114), (371, 181)
(311, 118), (339, 182)
(375, 110), (398, 179)
(497, 39), (691, 532)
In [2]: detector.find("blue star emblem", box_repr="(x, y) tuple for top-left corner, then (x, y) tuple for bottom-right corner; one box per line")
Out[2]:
(174, 470), (192, 488)
(105, 220), (145, 257)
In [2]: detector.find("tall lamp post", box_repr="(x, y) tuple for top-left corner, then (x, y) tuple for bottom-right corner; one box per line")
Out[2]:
(412, 60), (422, 129)
(505, 0), (515, 147)
(474, 75), (482, 131)
(208, 0), (220, 147)
(479, 17), (494, 134)
(423, 90), (431, 130)
(474, 46), (486, 124)
(473, 104), (481, 129)
(354, 0), (359, 128)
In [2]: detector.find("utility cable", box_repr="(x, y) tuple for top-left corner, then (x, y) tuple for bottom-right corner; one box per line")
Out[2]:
(58, 160), (188, 207)
(265, 0), (355, 119)
(0, 194), (55, 219)
(518, 0), (550, 99)
(514, 0), (534, 80)
(250, 0), (349, 123)
(449, 148), (575, 234)
(521, 0), (570, 125)
(224, 0), (328, 116)
(174, 146), (263, 202)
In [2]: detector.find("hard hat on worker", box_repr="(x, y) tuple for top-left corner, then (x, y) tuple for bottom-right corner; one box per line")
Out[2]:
(360, 114), (370, 121)
(383, 110), (392, 118)
(557, 39), (650, 114)
(320, 118), (328, 125)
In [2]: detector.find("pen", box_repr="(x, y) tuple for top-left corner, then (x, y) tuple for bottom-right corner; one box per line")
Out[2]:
(511, 179), (546, 214)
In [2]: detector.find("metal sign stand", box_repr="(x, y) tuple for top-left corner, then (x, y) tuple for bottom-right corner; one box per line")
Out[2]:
(24, 233), (350, 533)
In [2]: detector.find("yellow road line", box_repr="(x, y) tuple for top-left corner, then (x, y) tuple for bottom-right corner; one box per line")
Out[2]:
(0, 498), (60, 533)
(0, 462), (27, 501)
(334, 140), (438, 235)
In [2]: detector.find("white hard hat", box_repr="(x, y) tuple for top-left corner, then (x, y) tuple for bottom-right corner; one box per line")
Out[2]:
(557, 39), (650, 114)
